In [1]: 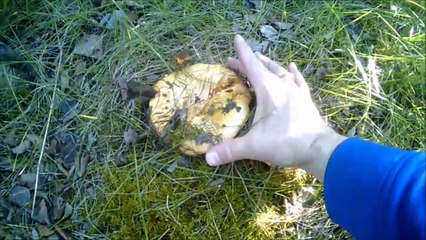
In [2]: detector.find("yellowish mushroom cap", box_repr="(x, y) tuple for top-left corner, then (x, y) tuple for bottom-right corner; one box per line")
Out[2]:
(149, 63), (252, 156)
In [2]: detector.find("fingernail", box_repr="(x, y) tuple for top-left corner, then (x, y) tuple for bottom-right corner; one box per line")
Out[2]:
(235, 34), (244, 43)
(206, 151), (220, 166)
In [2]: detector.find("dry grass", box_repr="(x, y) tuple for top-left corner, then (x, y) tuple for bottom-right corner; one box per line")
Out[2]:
(0, 0), (424, 239)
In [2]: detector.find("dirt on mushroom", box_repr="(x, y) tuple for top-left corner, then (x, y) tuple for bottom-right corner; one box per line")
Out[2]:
(149, 63), (252, 155)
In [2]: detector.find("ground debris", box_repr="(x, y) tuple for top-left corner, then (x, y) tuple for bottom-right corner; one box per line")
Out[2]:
(100, 10), (127, 30)
(123, 127), (139, 145)
(58, 132), (78, 170)
(36, 223), (55, 237)
(260, 25), (278, 40)
(246, 38), (269, 53)
(73, 34), (103, 58)
(9, 185), (31, 207)
(3, 128), (18, 146)
(243, 0), (262, 10)
(32, 199), (51, 225)
(11, 139), (31, 155)
(167, 160), (178, 173)
(20, 173), (37, 189)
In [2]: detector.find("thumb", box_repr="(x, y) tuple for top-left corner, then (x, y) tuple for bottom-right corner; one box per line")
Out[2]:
(205, 136), (251, 166)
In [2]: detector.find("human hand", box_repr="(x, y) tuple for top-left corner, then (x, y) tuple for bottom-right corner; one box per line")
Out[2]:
(205, 35), (346, 181)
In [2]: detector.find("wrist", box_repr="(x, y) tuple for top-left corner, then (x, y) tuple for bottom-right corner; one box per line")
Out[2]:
(302, 127), (347, 182)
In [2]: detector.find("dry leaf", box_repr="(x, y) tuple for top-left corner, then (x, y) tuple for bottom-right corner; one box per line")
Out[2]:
(33, 199), (51, 225)
(11, 140), (31, 155)
(31, 228), (39, 240)
(246, 38), (269, 53)
(3, 129), (18, 146)
(9, 185), (30, 207)
(273, 22), (294, 30)
(100, 10), (126, 30)
(260, 25), (278, 40)
(48, 138), (58, 155)
(58, 132), (77, 170)
(73, 34), (103, 59)
(123, 127), (139, 145)
(36, 223), (54, 237)
(52, 196), (65, 221)
(243, 0), (262, 9)
(77, 155), (90, 177)
(62, 203), (73, 220)
(20, 173), (37, 189)
(26, 134), (41, 146)
(60, 70), (70, 92)
(167, 161), (178, 173)
(73, 59), (86, 76)
(175, 49), (192, 66)
(54, 225), (71, 240)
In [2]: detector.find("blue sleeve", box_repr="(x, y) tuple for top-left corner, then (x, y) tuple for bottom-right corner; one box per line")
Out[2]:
(324, 138), (425, 240)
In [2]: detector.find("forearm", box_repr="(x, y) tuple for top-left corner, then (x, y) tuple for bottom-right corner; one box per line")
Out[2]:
(324, 138), (425, 239)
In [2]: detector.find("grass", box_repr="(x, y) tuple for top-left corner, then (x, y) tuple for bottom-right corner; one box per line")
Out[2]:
(0, 0), (424, 239)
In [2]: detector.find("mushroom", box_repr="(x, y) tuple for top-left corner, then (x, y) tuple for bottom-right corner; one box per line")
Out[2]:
(149, 64), (252, 156)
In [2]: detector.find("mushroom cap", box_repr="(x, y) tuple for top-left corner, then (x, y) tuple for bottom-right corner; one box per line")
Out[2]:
(149, 63), (252, 155)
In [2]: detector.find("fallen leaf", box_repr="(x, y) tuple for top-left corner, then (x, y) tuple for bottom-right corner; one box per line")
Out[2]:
(175, 49), (193, 66)
(167, 161), (178, 173)
(243, 0), (262, 10)
(20, 173), (37, 189)
(231, 24), (245, 34)
(58, 132), (77, 170)
(0, 159), (12, 171)
(62, 203), (73, 220)
(59, 99), (80, 123)
(246, 38), (269, 53)
(3, 129), (18, 146)
(55, 225), (71, 240)
(273, 21), (294, 30)
(100, 10), (126, 30)
(73, 59), (86, 76)
(77, 155), (90, 177)
(26, 134), (41, 146)
(11, 139), (31, 155)
(31, 227), (39, 240)
(345, 17), (362, 42)
(260, 25), (278, 40)
(36, 223), (54, 237)
(32, 199), (51, 225)
(47, 233), (60, 240)
(178, 156), (190, 167)
(123, 127), (139, 145)
(9, 185), (31, 207)
(126, 80), (157, 99)
(60, 70), (70, 92)
(244, 14), (266, 25)
(52, 196), (65, 221)
(73, 34), (103, 59)
(48, 138), (58, 155)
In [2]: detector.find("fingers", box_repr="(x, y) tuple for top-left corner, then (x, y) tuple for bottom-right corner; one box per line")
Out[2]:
(206, 136), (251, 166)
(288, 62), (310, 95)
(227, 57), (241, 72)
(254, 52), (289, 78)
(233, 35), (268, 89)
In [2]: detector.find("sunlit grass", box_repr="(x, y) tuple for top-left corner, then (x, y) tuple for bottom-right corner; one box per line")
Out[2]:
(0, 0), (424, 239)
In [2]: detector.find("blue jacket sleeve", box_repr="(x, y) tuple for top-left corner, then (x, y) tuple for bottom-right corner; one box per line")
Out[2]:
(324, 138), (425, 240)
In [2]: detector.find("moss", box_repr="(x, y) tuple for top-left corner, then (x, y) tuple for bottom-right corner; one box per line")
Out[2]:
(90, 158), (293, 239)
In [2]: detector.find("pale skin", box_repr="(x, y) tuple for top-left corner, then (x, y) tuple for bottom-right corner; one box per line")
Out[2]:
(206, 35), (347, 182)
